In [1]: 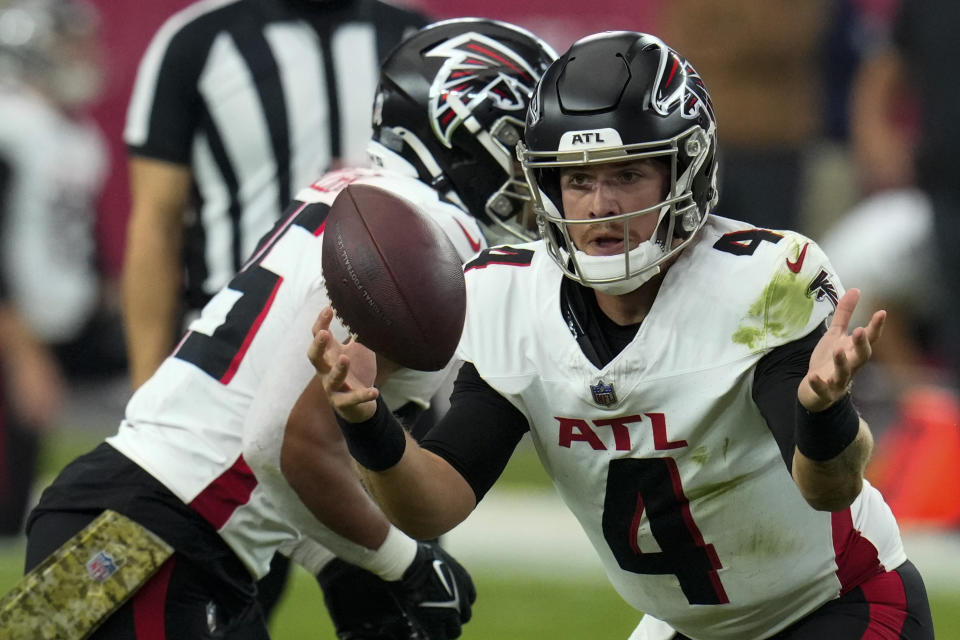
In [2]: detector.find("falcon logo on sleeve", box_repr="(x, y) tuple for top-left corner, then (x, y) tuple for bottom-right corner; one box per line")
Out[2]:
(426, 32), (537, 147)
(807, 269), (839, 308)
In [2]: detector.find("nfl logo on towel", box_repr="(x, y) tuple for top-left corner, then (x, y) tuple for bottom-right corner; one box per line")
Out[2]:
(86, 550), (118, 583)
(590, 379), (617, 407)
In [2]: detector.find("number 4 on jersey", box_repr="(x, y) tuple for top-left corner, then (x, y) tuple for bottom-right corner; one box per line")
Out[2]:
(603, 457), (729, 605)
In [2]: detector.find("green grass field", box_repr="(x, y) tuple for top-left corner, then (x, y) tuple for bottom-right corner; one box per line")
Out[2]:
(3, 427), (959, 638)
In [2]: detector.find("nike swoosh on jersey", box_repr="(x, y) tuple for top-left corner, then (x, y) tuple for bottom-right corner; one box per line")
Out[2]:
(786, 242), (810, 273)
(455, 219), (482, 253)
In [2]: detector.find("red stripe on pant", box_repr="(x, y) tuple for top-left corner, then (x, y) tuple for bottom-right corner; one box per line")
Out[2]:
(859, 569), (908, 639)
(133, 556), (176, 639)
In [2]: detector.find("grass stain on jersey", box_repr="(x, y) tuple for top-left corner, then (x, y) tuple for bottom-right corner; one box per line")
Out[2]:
(733, 247), (815, 349)
(690, 445), (710, 466)
(741, 525), (798, 558)
(685, 473), (749, 502)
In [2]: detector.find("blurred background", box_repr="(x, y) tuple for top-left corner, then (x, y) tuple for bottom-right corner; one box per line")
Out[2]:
(1, 0), (958, 636)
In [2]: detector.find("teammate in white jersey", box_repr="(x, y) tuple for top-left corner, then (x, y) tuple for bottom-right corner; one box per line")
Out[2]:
(22, 19), (556, 639)
(309, 32), (935, 639)
(0, 0), (124, 537)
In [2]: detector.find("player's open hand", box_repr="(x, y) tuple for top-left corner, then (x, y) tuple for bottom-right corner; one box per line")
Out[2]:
(308, 306), (379, 423)
(799, 289), (885, 412)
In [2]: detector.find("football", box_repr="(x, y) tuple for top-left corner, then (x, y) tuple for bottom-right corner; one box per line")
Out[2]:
(321, 183), (466, 371)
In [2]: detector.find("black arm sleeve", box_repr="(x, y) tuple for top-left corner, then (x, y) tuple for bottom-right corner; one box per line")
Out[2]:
(420, 362), (530, 502)
(752, 324), (826, 470)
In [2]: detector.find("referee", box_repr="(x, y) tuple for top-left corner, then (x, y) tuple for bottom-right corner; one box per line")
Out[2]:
(121, 0), (429, 624)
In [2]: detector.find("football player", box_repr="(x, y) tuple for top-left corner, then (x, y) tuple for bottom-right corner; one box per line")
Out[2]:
(308, 32), (935, 639)
(0, 0), (115, 538)
(20, 19), (556, 639)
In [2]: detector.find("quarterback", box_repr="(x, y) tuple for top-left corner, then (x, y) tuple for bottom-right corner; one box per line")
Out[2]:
(308, 32), (935, 639)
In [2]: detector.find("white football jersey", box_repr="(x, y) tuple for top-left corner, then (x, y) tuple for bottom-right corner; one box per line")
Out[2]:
(0, 86), (107, 342)
(108, 167), (485, 578)
(458, 215), (905, 639)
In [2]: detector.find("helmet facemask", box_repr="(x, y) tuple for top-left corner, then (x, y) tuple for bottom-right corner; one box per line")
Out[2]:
(472, 116), (538, 242)
(520, 122), (716, 294)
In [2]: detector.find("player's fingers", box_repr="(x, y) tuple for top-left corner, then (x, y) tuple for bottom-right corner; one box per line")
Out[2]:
(833, 348), (852, 385)
(850, 326), (873, 366)
(331, 386), (378, 408)
(865, 309), (887, 344)
(829, 288), (860, 334)
(307, 330), (337, 373)
(313, 306), (335, 336)
(306, 332), (324, 369)
(329, 354), (351, 390)
(330, 387), (380, 421)
(807, 374), (829, 399)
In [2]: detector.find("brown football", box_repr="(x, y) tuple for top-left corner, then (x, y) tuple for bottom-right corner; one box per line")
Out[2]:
(321, 183), (466, 371)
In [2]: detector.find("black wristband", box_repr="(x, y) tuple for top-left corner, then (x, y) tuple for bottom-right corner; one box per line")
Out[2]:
(795, 394), (860, 461)
(334, 397), (407, 471)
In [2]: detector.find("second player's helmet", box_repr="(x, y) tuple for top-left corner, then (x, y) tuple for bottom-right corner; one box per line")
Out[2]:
(369, 18), (557, 242)
(520, 32), (719, 293)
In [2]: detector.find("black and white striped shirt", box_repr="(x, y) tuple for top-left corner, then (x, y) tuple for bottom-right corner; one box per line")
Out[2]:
(124, 0), (428, 310)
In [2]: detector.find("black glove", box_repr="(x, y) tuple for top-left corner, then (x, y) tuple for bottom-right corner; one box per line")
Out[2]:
(388, 541), (476, 640)
(317, 557), (418, 640)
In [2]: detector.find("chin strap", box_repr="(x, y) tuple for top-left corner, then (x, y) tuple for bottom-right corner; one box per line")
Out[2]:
(571, 239), (666, 294)
(589, 265), (661, 295)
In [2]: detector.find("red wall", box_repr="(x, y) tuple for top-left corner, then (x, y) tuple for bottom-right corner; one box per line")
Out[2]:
(87, 0), (194, 277)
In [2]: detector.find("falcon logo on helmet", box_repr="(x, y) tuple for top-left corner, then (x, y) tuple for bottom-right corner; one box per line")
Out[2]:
(651, 42), (715, 122)
(426, 32), (538, 148)
(370, 19), (557, 242)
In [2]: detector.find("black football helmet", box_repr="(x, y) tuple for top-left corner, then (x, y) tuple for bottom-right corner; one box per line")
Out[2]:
(519, 31), (719, 293)
(369, 18), (557, 242)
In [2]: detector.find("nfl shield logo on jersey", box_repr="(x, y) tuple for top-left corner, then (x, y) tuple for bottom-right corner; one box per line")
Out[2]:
(590, 379), (618, 407)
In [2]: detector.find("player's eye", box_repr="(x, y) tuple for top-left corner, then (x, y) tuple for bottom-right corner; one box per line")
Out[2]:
(616, 170), (644, 184)
(561, 172), (593, 189)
